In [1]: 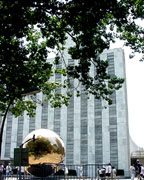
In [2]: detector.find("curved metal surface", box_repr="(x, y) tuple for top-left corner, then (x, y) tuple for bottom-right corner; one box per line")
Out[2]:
(22, 129), (65, 177)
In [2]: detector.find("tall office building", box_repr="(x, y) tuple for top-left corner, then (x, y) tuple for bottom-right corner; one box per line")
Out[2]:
(0, 48), (130, 175)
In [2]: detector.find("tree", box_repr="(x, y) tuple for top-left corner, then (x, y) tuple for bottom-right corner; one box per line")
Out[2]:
(0, 0), (144, 158)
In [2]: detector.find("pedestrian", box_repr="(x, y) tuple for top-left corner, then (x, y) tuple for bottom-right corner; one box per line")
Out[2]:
(135, 160), (142, 180)
(0, 164), (4, 180)
(16, 166), (19, 178)
(6, 163), (12, 176)
(112, 167), (117, 179)
(21, 166), (25, 176)
(140, 164), (144, 179)
(76, 165), (83, 178)
(105, 163), (112, 180)
(99, 167), (105, 179)
(130, 164), (135, 180)
(79, 165), (83, 178)
(97, 167), (100, 180)
(64, 166), (68, 176)
(0, 164), (4, 175)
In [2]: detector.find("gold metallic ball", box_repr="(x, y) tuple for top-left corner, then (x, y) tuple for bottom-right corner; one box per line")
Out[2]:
(22, 129), (65, 177)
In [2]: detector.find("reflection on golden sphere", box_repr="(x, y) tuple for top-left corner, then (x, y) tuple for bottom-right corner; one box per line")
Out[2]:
(22, 129), (65, 177)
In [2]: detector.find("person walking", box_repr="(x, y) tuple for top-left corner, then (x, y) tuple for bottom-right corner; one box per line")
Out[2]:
(140, 165), (144, 179)
(0, 164), (4, 180)
(64, 166), (68, 176)
(99, 167), (105, 180)
(97, 167), (100, 180)
(105, 163), (112, 180)
(135, 160), (142, 180)
(0, 164), (4, 174)
(6, 163), (12, 176)
(112, 167), (117, 179)
(76, 165), (83, 178)
(79, 165), (83, 178)
(130, 164), (135, 180)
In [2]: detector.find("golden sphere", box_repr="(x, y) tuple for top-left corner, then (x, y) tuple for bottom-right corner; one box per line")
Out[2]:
(22, 129), (65, 177)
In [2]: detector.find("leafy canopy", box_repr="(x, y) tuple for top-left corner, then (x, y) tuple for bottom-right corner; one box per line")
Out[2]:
(0, 0), (144, 116)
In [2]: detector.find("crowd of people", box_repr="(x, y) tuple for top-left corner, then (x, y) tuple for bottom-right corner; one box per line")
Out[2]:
(130, 159), (144, 180)
(0, 163), (25, 177)
(2, 161), (144, 179)
(0, 163), (12, 176)
(97, 163), (117, 179)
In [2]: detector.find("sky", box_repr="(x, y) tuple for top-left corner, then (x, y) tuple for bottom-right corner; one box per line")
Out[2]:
(110, 40), (144, 148)
(126, 54), (144, 148)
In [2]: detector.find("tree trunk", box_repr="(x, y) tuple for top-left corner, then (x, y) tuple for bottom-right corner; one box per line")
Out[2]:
(0, 102), (11, 159)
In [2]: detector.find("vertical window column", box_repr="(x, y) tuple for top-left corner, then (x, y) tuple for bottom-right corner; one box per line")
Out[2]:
(66, 59), (74, 164)
(94, 99), (103, 164)
(29, 117), (35, 133)
(4, 112), (13, 158)
(80, 86), (88, 164)
(54, 63), (62, 135)
(41, 95), (48, 128)
(17, 116), (24, 147)
(66, 95), (74, 164)
(107, 52), (118, 168)
(29, 95), (36, 133)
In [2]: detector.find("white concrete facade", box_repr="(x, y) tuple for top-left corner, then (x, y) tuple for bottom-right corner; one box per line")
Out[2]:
(0, 48), (130, 175)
